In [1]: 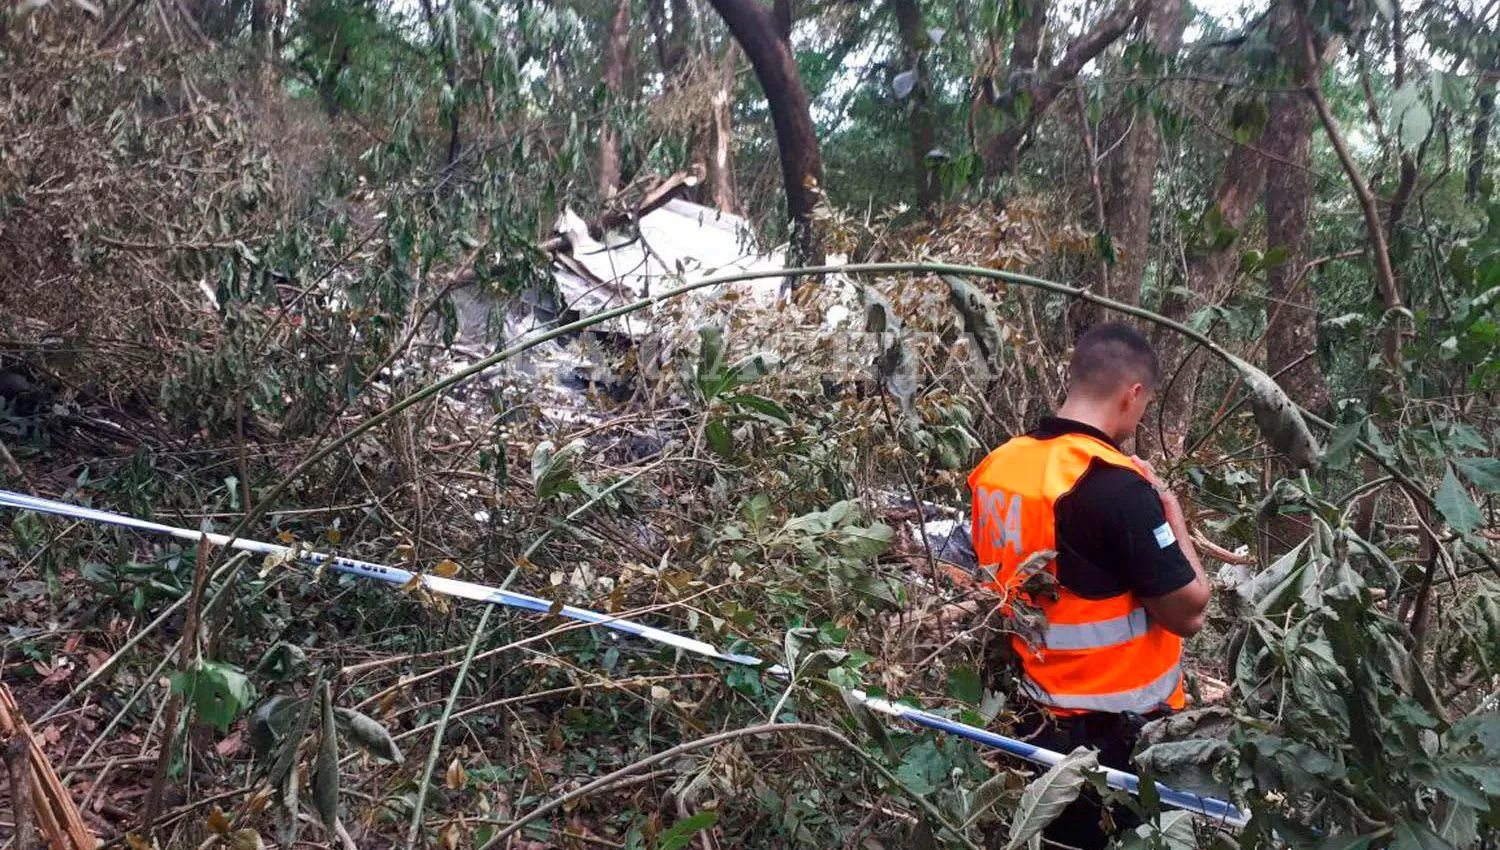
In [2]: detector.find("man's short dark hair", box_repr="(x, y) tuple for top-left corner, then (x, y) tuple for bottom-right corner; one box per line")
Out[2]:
(1069, 322), (1161, 396)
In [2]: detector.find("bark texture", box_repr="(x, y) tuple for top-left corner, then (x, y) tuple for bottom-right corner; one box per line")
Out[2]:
(1263, 82), (1329, 414)
(706, 44), (742, 214)
(599, 0), (632, 199)
(893, 0), (939, 210)
(706, 0), (824, 262)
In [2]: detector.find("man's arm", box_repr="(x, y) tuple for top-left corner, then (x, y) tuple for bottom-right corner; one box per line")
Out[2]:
(1130, 456), (1211, 637)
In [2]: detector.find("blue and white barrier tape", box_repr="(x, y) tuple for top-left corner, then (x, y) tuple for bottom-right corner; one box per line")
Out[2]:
(0, 488), (1249, 829)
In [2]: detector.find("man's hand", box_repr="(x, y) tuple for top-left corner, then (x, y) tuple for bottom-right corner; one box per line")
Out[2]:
(1131, 455), (1211, 637)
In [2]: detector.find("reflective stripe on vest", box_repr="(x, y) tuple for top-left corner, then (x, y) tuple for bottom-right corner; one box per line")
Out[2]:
(1021, 663), (1183, 714)
(1043, 607), (1150, 651)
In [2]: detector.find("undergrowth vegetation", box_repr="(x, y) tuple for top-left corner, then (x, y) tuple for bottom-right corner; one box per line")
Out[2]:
(1, 1), (1499, 849)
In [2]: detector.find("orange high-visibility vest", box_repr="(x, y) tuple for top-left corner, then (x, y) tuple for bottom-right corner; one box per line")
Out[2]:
(969, 430), (1185, 716)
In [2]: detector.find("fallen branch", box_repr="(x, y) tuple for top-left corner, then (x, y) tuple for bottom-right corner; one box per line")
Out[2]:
(538, 166), (705, 255)
(0, 684), (96, 850)
(2, 732), (39, 850)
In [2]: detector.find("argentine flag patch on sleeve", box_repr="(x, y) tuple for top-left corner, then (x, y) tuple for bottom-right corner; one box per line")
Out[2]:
(1153, 522), (1177, 549)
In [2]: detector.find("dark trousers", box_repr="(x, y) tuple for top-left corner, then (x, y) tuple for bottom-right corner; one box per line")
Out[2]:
(1010, 709), (1161, 850)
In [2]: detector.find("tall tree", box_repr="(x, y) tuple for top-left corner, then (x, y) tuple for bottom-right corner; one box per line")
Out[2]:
(599, 0), (632, 199)
(1072, 0), (1186, 333)
(1147, 123), (1269, 458)
(1468, 52), (1497, 202)
(250, 0), (279, 88)
(419, 0), (460, 166)
(706, 44), (743, 214)
(893, 0), (938, 210)
(979, 0), (1149, 177)
(1263, 51), (1329, 413)
(706, 0), (824, 262)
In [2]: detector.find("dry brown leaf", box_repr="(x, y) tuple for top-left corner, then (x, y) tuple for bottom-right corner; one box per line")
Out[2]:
(206, 805), (232, 836)
(445, 756), (468, 790)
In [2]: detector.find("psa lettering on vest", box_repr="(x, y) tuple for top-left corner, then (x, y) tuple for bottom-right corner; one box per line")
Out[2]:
(975, 486), (1024, 555)
(969, 432), (1185, 717)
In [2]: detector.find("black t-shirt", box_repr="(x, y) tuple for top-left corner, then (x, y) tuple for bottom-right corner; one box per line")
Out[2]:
(1031, 417), (1196, 600)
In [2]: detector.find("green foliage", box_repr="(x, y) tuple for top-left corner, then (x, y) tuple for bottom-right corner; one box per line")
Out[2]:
(1140, 477), (1500, 846)
(172, 659), (256, 733)
(656, 812), (719, 850)
(1003, 748), (1098, 850)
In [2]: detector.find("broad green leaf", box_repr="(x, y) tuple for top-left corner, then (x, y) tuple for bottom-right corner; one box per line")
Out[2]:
(742, 493), (771, 527)
(963, 767), (1027, 827)
(797, 648), (849, 679)
(1134, 739), (1235, 798)
(1390, 81), (1432, 150)
(1389, 820), (1455, 850)
(1436, 465), (1483, 536)
(313, 681), (339, 828)
(895, 738), (950, 796)
(1454, 457), (1500, 493)
(832, 522), (893, 559)
(1129, 810), (1197, 850)
(704, 418), (733, 457)
(334, 707), (404, 764)
(1324, 420), (1364, 469)
(1004, 747), (1098, 850)
(948, 664), (982, 705)
(173, 660), (255, 733)
(1237, 540), (1309, 614)
(531, 440), (586, 500)
(838, 687), (895, 759)
(725, 394), (790, 424)
(1437, 798), (1479, 848)
(658, 811), (718, 850)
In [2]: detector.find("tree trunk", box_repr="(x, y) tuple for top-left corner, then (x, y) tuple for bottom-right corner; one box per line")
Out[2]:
(420, 0), (461, 167)
(318, 43), (351, 116)
(893, 0), (939, 210)
(1071, 0), (1185, 334)
(250, 0), (278, 89)
(1263, 88), (1330, 414)
(599, 0), (631, 199)
(706, 0), (825, 264)
(1467, 56), (1497, 202)
(1145, 134), (1269, 460)
(707, 44), (742, 214)
(981, 0), (1147, 177)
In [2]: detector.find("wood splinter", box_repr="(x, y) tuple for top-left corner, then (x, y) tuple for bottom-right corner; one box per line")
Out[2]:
(0, 684), (98, 850)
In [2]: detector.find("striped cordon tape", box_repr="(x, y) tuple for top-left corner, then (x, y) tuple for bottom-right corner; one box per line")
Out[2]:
(0, 488), (1249, 829)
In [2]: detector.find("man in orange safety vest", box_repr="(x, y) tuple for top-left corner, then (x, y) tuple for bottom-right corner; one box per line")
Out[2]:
(969, 322), (1211, 849)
